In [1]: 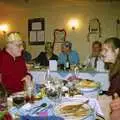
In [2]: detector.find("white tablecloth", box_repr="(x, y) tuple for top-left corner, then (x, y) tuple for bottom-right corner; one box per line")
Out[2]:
(29, 70), (109, 91)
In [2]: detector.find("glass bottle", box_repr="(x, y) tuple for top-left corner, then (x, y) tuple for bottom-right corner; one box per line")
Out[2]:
(65, 54), (70, 70)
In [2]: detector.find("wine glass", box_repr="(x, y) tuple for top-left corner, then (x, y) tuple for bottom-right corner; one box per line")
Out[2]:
(24, 80), (34, 103)
(46, 77), (62, 106)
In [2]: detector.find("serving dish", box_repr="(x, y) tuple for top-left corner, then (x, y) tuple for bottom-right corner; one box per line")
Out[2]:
(76, 79), (100, 92)
(54, 101), (92, 120)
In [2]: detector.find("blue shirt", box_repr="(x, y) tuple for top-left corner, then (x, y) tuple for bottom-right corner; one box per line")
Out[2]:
(58, 50), (80, 65)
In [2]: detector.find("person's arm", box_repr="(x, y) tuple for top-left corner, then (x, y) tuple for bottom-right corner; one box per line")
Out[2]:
(75, 51), (80, 64)
(58, 53), (65, 65)
(21, 74), (32, 82)
(71, 51), (80, 65)
(52, 54), (58, 61)
(21, 56), (33, 82)
(32, 52), (43, 64)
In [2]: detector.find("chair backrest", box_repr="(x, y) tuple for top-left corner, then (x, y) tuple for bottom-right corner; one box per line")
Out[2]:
(53, 29), (66, 55)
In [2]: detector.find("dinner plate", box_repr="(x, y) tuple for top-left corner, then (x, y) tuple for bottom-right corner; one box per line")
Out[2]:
(54, 101), (92, 120)
(63, 95), (89, 104)
(12, 91), (25, 96)
(76, 80), (100, 92)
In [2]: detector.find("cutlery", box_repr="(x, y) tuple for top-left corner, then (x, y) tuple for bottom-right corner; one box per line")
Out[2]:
(36, 104), (53, 114)
(96, 113), (105, 120)
(30, 103), (47, 114)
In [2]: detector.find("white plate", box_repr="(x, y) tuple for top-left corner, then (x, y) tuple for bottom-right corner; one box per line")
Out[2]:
(80, 87), (100, 92)
(54, 101), (92, 120)
(76, 80), (100, 92)
(12, 91), (25, 96)
(62, 95), (89, 104)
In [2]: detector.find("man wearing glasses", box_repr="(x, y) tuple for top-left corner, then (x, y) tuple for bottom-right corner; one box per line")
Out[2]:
(0, 32), (32, 94)
(58, 41), (80, 69)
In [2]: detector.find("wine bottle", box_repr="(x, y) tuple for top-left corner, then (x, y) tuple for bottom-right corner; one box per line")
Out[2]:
(65, 54), (70, 70)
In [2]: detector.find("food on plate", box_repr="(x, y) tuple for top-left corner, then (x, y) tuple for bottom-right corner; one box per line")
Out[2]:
(78, 79), (99, 88)
(56, 103), (89, 118)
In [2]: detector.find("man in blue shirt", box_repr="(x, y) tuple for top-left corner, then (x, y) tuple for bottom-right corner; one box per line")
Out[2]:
(58, 41), (80, 66)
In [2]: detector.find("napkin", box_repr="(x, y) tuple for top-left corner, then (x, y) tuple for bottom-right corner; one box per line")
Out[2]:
(86, 98), (104, 117)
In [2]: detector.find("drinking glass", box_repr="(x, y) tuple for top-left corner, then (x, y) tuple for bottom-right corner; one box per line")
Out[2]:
(46, 77), (62, 106)
(24, 80), (34, 103)
(0, 83), (7, 110)
(88, 100), (96, 120)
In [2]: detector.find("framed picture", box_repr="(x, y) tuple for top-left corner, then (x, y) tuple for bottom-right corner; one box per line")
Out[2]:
(53, 29), (66, 55)
(28, 18), (45, 45)
(54, 29), (66, 43)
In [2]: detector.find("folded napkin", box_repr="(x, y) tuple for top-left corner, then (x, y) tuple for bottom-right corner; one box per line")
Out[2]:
(88, 98), (104, 117)
(9, 97), (53, 119)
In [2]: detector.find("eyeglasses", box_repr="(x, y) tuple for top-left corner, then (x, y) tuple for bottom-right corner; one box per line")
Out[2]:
(11, 42), (23, 49)
(65, 45), (69, 48)
(15, 43), (23, 48)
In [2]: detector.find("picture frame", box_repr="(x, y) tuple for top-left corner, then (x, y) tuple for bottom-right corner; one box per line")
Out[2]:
(54, 29), (66, 43)
(53, 29), (66, 55)
(28, 18), (45, 45)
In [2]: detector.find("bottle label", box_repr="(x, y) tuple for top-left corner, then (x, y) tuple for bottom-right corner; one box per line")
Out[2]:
(66, 62), (69, 68)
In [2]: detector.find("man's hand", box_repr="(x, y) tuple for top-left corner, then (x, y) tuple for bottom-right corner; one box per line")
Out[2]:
(21, 75), (32, 82)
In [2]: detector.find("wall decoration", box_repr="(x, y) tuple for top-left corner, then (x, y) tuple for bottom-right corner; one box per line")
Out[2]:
(87, 18), (101, 42)
(53, 29), (66, 55)
(54, 29), (66, 43)
(28, 18), (45, 45)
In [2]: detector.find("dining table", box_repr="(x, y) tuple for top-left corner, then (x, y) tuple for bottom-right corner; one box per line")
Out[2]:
(29, 69), (110, 92)
(9, 95), (106, 120)
(6, 67), (111, 120)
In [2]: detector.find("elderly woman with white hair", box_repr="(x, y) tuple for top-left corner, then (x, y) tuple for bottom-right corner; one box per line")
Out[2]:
(0, 32), (32, 94)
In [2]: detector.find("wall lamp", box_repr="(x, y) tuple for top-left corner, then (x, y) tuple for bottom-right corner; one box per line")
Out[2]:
(0, 24), (9, 33)
(68, 19), (79, 30)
